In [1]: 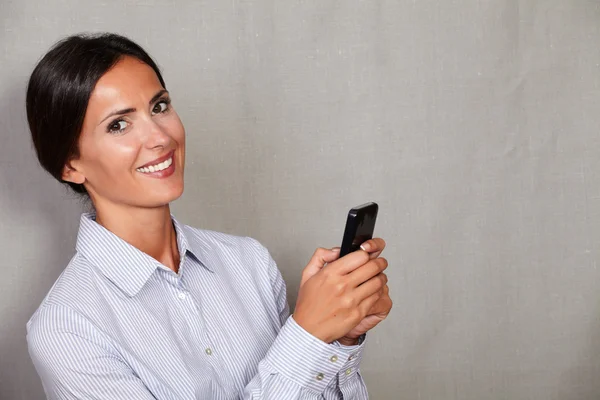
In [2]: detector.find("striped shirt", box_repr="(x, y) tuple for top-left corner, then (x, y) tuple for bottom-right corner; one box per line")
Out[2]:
(26, 213), (369, 399)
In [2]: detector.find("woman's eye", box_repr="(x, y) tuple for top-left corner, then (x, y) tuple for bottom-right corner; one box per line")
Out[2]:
(152, 100), (169, 115)
(108, 120), (128, 133)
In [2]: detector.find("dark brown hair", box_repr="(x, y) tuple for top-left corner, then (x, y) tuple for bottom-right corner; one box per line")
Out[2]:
(26, 33), (166, 194)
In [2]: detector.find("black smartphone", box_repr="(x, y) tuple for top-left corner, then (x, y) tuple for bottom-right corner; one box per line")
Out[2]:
(339, 202), (379, 257)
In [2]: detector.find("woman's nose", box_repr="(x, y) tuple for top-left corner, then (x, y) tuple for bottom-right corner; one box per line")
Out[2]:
(145, 120), (171, 149)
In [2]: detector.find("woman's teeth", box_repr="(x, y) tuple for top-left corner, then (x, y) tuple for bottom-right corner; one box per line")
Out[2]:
(137, 157), (173, 173)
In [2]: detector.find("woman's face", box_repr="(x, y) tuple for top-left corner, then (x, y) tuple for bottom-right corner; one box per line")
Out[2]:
(64, 56), (185, 210)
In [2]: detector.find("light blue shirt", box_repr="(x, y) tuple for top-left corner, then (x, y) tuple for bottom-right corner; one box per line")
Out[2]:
(27, 213), (368, 399)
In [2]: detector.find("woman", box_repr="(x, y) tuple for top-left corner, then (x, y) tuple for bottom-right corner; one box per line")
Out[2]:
(25, 33), (392, 399)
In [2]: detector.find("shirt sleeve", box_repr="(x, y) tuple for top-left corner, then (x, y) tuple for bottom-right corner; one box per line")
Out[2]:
(27, 305), (157, 400)
(242, 240), (369, 399)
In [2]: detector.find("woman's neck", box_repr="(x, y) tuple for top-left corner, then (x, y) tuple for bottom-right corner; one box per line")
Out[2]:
(94, 204), (180, 273)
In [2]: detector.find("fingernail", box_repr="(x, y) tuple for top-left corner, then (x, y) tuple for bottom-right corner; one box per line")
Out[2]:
(360, 243), (371, 251)
(331, 247), (340, 252)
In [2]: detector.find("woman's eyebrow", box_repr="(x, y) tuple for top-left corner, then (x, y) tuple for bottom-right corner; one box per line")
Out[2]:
(99, 107), (136, 125)
(98, 89), (170, 125)
(149, 89), (169, 105)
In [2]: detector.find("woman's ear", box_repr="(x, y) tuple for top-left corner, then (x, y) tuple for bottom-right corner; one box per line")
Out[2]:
(61, 159), (85, 185)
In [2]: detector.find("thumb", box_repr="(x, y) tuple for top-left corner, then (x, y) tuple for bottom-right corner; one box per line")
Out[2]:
(300, 247), (341, 286)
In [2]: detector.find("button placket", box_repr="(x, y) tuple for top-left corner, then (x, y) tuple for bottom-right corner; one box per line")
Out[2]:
(167, 275), (220, 372)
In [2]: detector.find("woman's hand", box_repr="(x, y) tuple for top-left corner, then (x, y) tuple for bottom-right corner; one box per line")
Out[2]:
(292, 238), (391, 344)
(338, 284), (392, 344)
(339, 239), (392, 344)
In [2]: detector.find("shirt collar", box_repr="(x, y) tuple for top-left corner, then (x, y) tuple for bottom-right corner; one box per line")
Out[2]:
(75, 213), (211, 297)
(170, 216), (214, 273)
(177, 221), (215, 273)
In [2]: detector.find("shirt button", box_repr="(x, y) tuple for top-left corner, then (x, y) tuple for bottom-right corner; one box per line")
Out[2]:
(178, 292), (186, 300)
(345, 368), (352, 375)
(330, 355), (338, 363)
(316, 373), (324, 381)
(348, 355), (354, 361)
(205, 348), (212, 356)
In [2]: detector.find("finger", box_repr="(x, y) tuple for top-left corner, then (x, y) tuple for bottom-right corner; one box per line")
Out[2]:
(347, 257), (388, 287)
(323, 247), (341, 267)
(354, 272), (388, 303)
(367, 287), (392, 315)
(361, 238), (386, 260)
(330, 249), (371, 275)
(301, 247), (341, 285)
(357, 286), (385, 317)
(359, 238), (386, 256)
(372, 293), (393, 316)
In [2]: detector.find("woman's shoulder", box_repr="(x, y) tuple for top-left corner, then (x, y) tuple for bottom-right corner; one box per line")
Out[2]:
(26, 253), (99, 333)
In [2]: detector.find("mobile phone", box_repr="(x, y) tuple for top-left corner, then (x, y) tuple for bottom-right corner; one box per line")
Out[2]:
(339, 202), (379, 257)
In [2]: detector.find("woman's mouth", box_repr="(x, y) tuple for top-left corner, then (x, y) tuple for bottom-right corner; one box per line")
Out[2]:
(136, 151), (176, 177)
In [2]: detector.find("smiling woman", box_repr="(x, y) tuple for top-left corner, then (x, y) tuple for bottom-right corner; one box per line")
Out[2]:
(24, 33), (391, 399)
(27, 35), (168, 195)
(28, 49), (185, 214)
(62, 57), (184, 212)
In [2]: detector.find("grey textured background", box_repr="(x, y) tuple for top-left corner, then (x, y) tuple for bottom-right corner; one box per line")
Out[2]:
(2, 1), (600, 399)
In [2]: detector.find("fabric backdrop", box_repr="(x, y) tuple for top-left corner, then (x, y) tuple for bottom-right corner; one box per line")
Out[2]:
(1, 1), (600, 398)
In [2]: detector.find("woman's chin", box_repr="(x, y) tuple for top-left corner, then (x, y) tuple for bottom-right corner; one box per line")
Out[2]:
(157, 186), (184, 206)
(134, 183), (184, 208)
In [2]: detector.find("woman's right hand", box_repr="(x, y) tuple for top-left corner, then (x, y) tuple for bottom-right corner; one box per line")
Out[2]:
(292, 239), (388, 344)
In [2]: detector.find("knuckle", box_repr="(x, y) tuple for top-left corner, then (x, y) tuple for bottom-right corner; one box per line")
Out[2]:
(340, 295), (356, 309)
(333, 281), (347, 295)
(314, 247), (327, 257)
(359, 250), (370, 264)
(350, 308), (363, 321)
(373, 274), (385, 289)
(380, 273), (388, 285)
(377, 257), (388, 270)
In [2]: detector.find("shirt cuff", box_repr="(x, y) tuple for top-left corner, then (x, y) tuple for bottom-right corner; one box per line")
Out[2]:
(263, 316), (362, 394)
(331, 336), (366, 386)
